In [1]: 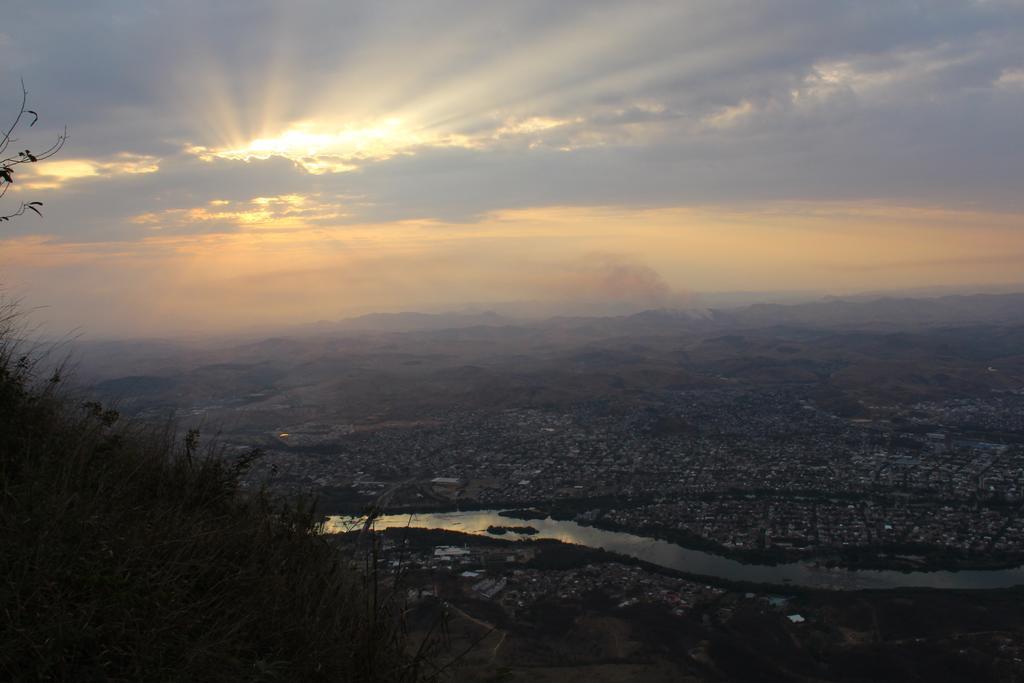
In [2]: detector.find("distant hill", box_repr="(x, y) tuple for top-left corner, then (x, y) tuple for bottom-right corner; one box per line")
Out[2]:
(524, 292), (1024, 336)
(297, 310), (514, 334)
(75, 291), (1024, 425)
(716, 293), (1024, 330)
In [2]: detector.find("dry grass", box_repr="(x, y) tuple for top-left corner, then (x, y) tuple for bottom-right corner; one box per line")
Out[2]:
(0, 301), (428, 682)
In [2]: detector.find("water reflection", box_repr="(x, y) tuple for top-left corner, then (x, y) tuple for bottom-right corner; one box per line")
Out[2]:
(323, 509), (1024, 590)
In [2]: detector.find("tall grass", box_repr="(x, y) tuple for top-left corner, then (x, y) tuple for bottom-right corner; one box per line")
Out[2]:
(0, 302), (426, 681)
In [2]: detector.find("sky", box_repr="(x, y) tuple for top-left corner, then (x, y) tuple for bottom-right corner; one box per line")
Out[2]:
(2, 0), (1024, 337)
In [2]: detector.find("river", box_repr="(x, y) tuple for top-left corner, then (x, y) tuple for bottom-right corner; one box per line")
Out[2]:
(324, 509), (1024, 590)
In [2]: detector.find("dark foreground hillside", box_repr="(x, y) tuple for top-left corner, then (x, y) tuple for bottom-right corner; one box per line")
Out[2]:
(0, 323), (423, 681)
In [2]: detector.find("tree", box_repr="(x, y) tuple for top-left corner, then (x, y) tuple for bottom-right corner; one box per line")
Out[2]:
(0, 80), (67, 223)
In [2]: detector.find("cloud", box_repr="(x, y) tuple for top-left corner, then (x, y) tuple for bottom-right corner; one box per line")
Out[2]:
(531, 254), (689, 312)
(16, 153), (160, 190)
(130, 193), (346, 234)
(2, 1), (1024, 336)
(185, 113), (589, 174)
(5, 0), (1024, 224)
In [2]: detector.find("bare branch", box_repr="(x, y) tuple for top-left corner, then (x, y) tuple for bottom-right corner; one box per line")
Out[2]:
(0, 79), (29, 158)
(0, 81), (67, 223)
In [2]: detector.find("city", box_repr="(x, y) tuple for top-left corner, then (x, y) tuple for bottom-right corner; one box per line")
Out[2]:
(6, 1), (1024, 678)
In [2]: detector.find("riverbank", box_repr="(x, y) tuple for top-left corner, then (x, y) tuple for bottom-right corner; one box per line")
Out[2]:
(415, 500), (1024, 574)
(323, 509), (1024, 590)
(316, 490), (1024, 573)
(581, 517), (1024, 573)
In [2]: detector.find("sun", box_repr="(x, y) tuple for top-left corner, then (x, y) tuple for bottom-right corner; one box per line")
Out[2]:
(189, 118), (475, 174)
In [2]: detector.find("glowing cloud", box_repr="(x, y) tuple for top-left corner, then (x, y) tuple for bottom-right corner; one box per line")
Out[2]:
(19, 154), (160, 190)
(996, 68), (1024, 90)
(130, 194), (343, 232)
(187, 114), (588, 173)
(187, 118), (475, 173)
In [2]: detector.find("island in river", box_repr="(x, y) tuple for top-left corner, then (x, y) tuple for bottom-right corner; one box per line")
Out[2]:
(487, 524), (539, 536)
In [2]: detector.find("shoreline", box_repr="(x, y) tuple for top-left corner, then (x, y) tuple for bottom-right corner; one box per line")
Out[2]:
(320, 499), (1024, 574)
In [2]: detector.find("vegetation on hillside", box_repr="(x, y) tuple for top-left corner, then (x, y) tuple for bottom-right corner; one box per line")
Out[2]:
(0, 303), (426, 681)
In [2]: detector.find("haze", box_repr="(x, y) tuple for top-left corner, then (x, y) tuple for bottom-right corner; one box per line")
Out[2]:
(2, 1), (1024, 337)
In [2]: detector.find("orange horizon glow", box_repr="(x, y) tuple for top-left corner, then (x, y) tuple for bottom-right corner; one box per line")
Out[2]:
(5, 201), (1024, 337)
